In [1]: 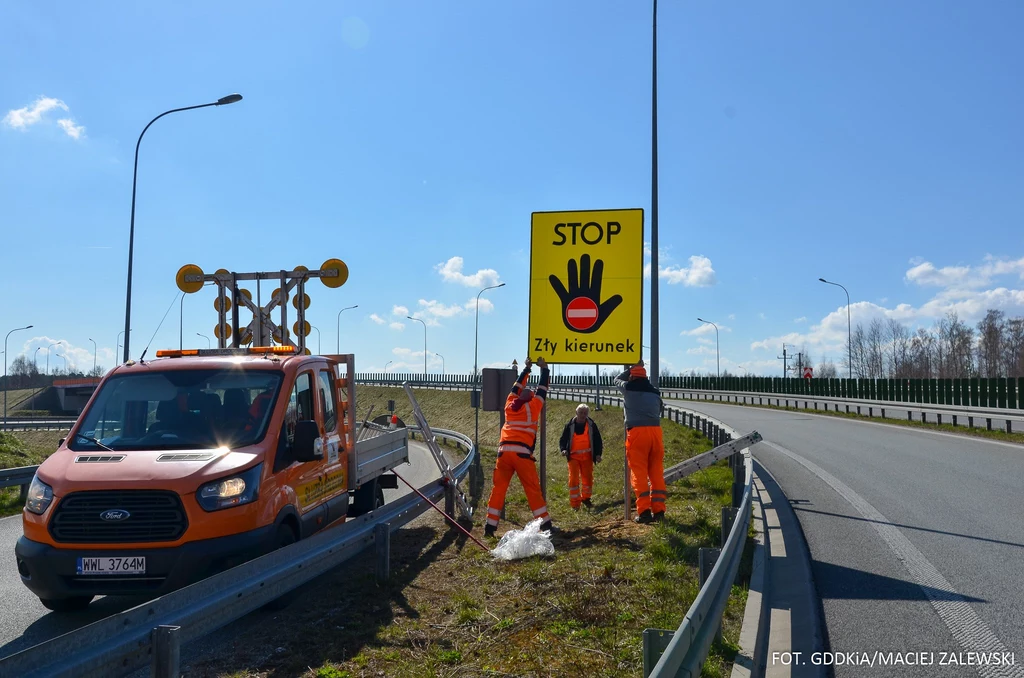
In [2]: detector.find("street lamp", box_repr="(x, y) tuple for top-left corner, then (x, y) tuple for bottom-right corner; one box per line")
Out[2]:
(819, 277), (852, 378)
(88, 338), (97, 374)
(473, 282), (505, 455)
(55, 353), (68, 375)
(34, 346), (42, 372)
(122, 93), (243, 363)
(197, 333), (211, 349)
(435, 352), (445, 376)
(116, 330), (130, 362)
(335, 305), (358, 353)
(697, 317), (720, 379)
(46, 341), (62, 375)
(649, 0), (661, 388)
(310, 325), (321, 355)
(407, 317), (427, 377)
(384, 360), (393, 371)
(4, 324), (33, 430)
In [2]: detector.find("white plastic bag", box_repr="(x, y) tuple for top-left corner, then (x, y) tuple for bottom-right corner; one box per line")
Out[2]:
(490, 517), (555, 561)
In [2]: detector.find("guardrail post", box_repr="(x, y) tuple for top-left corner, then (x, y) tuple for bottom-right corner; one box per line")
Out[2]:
(921, 412), (927, 423)
(721, 507), (738, 547)
(712, 424), (720, 446)
(881, 408), (886, 418)
(444, 483), (455, 516)
(937, 413), (942, 426)
(151, 625), (181, 678)
(987, 418), (992, 431)
(968, 416), (974, 428)
(699, 548), (723, 643)
(732, 455), (744, 508)
(19, 484), (29, 503)
(375, 522), (391, 585)
(1008, 420), (1013, 434)
(952, 415), (957, 427)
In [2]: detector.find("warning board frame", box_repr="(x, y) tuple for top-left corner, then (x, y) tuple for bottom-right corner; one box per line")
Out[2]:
(527, 208), (644, 366)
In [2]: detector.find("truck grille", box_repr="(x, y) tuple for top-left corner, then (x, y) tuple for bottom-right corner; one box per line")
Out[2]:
(49, 490), (188, 543)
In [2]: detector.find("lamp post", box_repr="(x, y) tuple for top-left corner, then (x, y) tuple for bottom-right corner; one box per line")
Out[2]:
(116, 330), (130, 362)
(88, 338), (97, 374)
(4, 324), (33, 430)
(697, 317), (720, 379)
(473, 282), (505, 450)
(46, 341), (61, 375)
(819, 277), (852, 378)
(122, 93), (243, 363)
(435, 352), (445, 376)
(649, 0), (661, 388)
(197, 333), (211, 349)
(335, 305), (358, 353)
(384, 360), (393, 371)
(311, 325), (321, 355)
(34, 347), (41, 373)
(407, 317), (427, 377)
(55, 353), (67, 375)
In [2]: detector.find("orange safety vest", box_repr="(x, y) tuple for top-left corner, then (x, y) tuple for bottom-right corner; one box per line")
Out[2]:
(499, 393), (545, 456)
(570, 421), (592, 457)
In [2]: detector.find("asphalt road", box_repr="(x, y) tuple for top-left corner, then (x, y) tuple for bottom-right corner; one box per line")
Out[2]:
(0, 440), (442, 661)
(671, 400), (1024, 678)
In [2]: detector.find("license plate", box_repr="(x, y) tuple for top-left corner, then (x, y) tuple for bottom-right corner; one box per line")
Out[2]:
(76, 556), (146, 575)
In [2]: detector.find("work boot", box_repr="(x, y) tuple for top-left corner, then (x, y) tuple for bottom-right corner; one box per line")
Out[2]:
(540, 520), (556, 533)
(581, 499), (593, 510)
(653, 511), (665, 522)
(634, 510), (655, 524)
(570, 504), (580, 511)
(484, 525), (496, 538)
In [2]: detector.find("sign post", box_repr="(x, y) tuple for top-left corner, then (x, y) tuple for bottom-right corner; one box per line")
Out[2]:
(528, 209), (644, 514)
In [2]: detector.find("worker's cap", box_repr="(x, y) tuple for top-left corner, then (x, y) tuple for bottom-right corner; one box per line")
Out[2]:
(629, 365), (647, 379)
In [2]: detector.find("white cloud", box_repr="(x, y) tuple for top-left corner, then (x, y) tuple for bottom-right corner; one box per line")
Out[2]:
(644, 255), (716, 287)
(369, 313), (386, 325)
(3, 96), (85, 139)
(57, 118), (85, 139)
(405, 297), (495, 327)
(389, 322), (405, 331)
(435, 256), (501, 288)
(392, 305), (409, 317)
(759, 313), (766, 320)
(697, 337), (713, 345)
(794, 317), (807, 324)
(905, 256), (1024, 290)
(681, 323), (731, 337)
(727, 314), (736, 320)
(686, 345), (716, 356)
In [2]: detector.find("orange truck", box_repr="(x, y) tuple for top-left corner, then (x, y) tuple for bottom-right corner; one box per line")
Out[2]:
(16, 347), (407, 611)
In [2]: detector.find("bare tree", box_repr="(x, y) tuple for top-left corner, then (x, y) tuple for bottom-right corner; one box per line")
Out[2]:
(866, 318), (886, 378)
(976, 310), (1004, 378)
(945, 313), (976, 378)
(817, 357), (838, 378)
(1003, 317), (1024, 377)
(887, 318), (912, 378)
(848, 324), (868, 378)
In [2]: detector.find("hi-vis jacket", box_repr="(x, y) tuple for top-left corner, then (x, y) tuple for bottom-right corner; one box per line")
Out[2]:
(497, 365), (550, 458)
(614, 368), (663, 428)
(558, 417), (604, 462)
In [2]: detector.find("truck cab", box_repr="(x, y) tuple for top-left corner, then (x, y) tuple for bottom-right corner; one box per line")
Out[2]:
(15, 347), (407, 611)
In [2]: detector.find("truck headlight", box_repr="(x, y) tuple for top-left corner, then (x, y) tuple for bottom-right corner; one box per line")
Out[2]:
(25, 476), (54, 515)
(197, 464), (262, 511)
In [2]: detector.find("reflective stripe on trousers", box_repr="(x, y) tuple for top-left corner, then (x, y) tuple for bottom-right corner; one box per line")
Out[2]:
(486, 451), (549, 528)
(625, 425), (666, 514)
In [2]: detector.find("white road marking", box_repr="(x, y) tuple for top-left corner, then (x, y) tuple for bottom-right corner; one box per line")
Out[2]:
(761, 439), (1024, 678)
(566, 309), (597, 318)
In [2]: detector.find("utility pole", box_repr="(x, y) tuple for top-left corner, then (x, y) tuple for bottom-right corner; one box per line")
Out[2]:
(777, 344), (791, 377)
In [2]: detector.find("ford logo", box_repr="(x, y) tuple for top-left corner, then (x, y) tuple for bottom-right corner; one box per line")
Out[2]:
(99, 509), (131, 522)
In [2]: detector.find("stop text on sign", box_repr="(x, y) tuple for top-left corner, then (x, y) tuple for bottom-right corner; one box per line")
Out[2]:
(552, 221), (622, 246)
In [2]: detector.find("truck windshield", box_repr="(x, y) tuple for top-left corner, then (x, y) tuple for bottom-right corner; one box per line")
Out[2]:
(68, 368), (283, 451)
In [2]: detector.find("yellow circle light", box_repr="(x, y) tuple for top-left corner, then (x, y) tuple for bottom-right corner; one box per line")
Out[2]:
(292, 293), (311, 311)
(214, 324), (232, 340)
(175, 264), (205, 294)
(320, 258), (349, 289)
(292, 320), (311, 337)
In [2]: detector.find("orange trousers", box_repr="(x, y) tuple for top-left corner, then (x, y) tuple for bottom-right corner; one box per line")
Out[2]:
(626, 426), (666, 514)
(486, 453), (550, 529)
(567, 454), (594, 508)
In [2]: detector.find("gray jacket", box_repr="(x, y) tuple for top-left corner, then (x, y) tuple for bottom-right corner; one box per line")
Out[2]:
(614, 369), (663, 428)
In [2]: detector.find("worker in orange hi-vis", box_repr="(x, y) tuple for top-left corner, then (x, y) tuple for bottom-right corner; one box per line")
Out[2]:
(613, 361), (667, 523)
(484, 356), (552, 538)
(558, 403), (604, 510)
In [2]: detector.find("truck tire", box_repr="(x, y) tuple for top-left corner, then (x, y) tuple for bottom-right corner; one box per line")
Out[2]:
(39, 595), (93, 612)
(349, 479), (385, 517)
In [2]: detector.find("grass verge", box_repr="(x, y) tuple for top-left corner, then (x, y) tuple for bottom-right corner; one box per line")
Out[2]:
(185, 386), (752, 678)
(689, 397), (1024, 445)
(0, 429), (70, 516)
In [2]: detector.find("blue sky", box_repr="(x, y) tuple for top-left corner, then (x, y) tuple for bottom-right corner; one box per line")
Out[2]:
(2, 1), (1022, 377)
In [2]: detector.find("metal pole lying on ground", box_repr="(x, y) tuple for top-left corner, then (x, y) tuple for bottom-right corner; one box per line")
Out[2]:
(391, 469), (490, 552)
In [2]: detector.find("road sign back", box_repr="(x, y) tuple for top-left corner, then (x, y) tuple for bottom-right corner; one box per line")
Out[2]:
(529, 209), (643, 365)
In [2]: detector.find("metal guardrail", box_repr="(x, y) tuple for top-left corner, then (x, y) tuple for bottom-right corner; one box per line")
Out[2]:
(0, 426), (476, 678)
(1, 418), (76, 431)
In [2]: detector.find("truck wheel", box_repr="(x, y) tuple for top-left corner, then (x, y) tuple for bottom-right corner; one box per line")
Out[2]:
(40, 595), (93, 612)
(262, 523), (298, 611)
(349, 479), (383, 517)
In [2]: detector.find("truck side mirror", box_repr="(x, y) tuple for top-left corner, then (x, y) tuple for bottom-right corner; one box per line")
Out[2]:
(292, 420), (322, 462)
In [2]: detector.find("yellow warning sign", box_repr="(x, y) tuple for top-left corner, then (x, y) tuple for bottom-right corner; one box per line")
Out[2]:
(528, 209), (643, 365)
